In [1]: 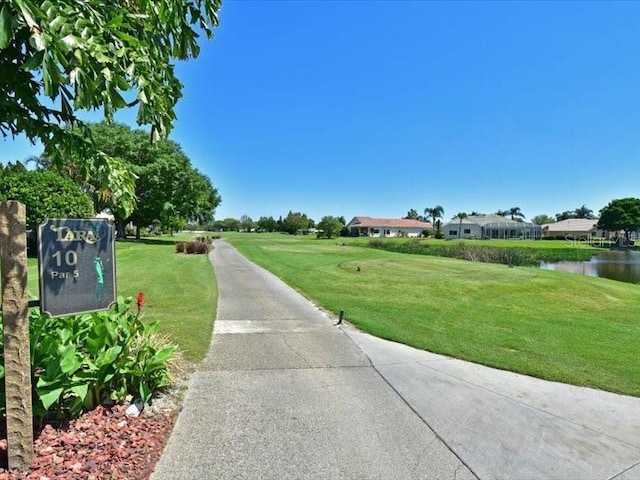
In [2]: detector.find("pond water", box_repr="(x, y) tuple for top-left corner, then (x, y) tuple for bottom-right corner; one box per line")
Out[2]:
(540, 250), (640, 284)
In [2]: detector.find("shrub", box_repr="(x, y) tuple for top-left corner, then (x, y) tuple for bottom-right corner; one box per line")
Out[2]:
(0, 296), (179, 424)
(179, 241), (210, 254)
(193, 241), (209, 254)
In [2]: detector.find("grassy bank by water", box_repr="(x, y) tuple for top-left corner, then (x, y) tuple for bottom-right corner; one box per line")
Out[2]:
(27, 236), (216, 362)
(340, 237), (606, 266)
(225, 232), (640, 397)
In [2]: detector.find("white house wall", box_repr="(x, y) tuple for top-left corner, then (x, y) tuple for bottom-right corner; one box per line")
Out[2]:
(444, 224), (482, 240)
(363, 227), (424, 237)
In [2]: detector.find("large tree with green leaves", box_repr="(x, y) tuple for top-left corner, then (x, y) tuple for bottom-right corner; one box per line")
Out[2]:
(317, 216), (344, 239)
(238, 215), (255, 232)
(104, 123), (219, 237)
(281, 211), (310, 235)
(42, 122), (221, 238)
(0, 0), (221, 216)
(598, 198), (640, 243)
(531, 214), (555, 225)
(219, 217), (240, 231)
(257, 216), (277, 232)
(0, 168), (94, 230)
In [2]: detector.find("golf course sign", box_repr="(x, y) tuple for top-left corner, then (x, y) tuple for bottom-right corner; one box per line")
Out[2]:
(38, 218), (115, 317)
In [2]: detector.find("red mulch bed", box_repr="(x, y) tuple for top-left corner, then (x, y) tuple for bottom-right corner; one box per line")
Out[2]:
(0, 404), (177, 480)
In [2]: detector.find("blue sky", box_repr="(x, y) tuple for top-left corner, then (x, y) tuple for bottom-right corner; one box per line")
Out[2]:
(2, 0), (640, 223)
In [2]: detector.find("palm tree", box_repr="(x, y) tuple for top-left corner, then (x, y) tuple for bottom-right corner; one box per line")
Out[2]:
(456, 212), (468, 238)
(508, 207), (525, 221)
(574, 204), (595, 219)
(405, 208), (419, 220)
(424, 205), (444, 236)
(496, 209), (508, 217)
(556, 210), (574, 221)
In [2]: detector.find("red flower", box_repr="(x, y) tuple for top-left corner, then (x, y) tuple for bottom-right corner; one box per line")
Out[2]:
(136, 292), (145, 310)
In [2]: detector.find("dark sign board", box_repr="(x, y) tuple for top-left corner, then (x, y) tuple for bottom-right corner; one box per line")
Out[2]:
(38, 219), (116, 317)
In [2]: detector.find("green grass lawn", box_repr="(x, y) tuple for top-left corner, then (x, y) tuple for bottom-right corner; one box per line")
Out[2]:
(224, 232), (640, 397)
(27, 235), (216, 362)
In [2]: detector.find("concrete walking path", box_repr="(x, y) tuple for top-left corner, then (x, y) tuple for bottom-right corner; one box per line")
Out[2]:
(152, 240), (640, 479)
(152, 240), (475, 479)
(343, 327), (640, 479)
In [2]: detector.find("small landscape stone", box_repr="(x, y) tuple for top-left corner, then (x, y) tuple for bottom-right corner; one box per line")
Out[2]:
(125, 399), (144, 417)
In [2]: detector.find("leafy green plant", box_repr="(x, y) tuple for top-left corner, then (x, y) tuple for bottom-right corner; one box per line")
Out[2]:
(0, 295), (178, 423)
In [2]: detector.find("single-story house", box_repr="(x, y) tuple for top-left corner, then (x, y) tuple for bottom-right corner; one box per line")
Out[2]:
(346, 217), (432, 237)
(443, 214), (542, 240)
(541, 218), (605, 239)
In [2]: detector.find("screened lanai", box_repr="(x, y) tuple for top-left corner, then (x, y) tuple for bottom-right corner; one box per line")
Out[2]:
(480, 222), (542, 240)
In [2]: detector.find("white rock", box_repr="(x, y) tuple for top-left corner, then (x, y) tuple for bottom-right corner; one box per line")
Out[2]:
(125, 398), (144, 417)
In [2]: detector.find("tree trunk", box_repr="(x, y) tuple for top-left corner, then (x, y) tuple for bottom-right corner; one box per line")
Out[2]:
(0, 201), (34, 470)
(135, 224), (141, 240)
(116, 219), (126, 239)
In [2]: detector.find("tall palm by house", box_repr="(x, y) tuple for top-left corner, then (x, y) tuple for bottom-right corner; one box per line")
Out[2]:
(424, 205), (444, 236)
(509, 207), (525, 221)
(456, 212), (468, 238)
(574, 204), (595, 219)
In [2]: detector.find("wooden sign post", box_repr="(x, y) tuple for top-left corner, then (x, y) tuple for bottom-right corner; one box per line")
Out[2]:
(0, 201), (34, 470)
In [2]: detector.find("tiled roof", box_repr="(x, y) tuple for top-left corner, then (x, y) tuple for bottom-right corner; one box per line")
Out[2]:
(542, 218), (599, 232)
(348, 217), (432, 229)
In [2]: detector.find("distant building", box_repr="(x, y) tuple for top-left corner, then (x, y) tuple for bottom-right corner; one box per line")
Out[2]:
(443, 214), (542, 240)
(96, 211), (115, 221)
(346, 217), (431, 237)
(541, 218), (605, 239)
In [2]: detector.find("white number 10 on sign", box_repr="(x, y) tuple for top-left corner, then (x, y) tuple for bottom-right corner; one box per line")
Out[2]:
(52, 250), (78, 267)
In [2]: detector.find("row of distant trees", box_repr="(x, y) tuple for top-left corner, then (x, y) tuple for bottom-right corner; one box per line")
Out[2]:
(2, 122), (221, 238)
(211, 198), (640, 243)
(206, 212), (347, 239)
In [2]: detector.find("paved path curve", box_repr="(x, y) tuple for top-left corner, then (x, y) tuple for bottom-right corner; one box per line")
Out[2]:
(152, 240), (476, 479)
(342, 327), (640, 479)
(153, 240), (640, 479)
